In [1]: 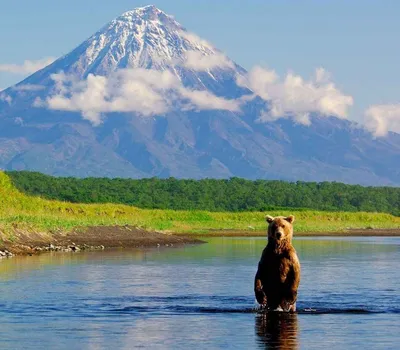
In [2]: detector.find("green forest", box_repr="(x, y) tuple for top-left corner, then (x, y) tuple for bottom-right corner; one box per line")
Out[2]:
(6, 171), (400, 215)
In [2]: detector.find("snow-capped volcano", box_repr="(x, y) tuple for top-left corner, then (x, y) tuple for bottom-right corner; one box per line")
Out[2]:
(3, 4), (246, 119)
(51, 5), (220, 75)
(78, 4), (213, 73)
(17, 4), (242, 90)
(0, 5), (399, 185)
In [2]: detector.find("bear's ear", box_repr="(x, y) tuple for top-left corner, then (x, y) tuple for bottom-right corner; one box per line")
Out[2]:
(265, 215), (274, 223)
(284, 215), (295, 224)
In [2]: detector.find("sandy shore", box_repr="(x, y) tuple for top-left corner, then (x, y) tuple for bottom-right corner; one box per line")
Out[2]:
(0, 225), (204, 256)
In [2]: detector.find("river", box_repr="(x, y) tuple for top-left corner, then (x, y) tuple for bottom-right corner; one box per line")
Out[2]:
(1, 236), (399, 349)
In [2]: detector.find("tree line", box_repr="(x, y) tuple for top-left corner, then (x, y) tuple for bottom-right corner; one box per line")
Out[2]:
(6, 171), (400, 215)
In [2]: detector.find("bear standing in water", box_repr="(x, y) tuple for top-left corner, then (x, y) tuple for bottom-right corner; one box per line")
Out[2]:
(254, 215), (301, 312)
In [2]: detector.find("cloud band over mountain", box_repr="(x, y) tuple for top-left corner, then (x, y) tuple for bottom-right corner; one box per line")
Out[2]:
(41, 60), (355, 130)
(42, 67), (240, 125)
(3, 51), (398, 137)
(236, 66), (354, 125)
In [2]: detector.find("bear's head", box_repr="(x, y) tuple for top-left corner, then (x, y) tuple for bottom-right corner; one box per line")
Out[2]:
(265, 215), (295, 244)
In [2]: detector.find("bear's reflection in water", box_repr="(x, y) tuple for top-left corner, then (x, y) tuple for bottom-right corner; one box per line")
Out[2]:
(255, 312), (298, 349)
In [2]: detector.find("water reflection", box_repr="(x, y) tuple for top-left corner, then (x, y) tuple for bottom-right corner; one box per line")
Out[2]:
(255, 312), (298, 349)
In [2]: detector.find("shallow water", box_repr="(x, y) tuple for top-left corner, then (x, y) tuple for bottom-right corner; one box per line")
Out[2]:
(1, 236), (399, 349)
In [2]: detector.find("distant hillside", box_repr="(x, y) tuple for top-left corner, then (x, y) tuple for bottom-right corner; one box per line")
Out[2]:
(7, 171), (400, 215)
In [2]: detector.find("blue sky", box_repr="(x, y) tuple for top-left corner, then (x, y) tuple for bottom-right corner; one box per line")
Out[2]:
(1, 0), (399, 121)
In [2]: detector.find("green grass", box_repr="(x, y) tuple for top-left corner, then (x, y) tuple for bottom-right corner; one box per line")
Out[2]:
(0, 171), (399, 242)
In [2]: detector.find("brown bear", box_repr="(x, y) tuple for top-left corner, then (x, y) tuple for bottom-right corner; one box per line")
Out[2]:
(254, 215), (301, 312)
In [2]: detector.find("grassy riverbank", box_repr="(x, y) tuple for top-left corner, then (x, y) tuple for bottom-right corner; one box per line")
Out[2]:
(1, 171), (399, 244)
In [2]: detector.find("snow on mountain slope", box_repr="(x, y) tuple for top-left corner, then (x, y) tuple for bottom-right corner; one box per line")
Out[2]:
(15, 5), (243, 90)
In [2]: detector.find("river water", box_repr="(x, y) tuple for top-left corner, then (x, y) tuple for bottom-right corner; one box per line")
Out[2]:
(1, 237), (399, 349)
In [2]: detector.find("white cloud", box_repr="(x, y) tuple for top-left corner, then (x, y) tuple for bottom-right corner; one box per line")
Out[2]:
(179, 88), (240, 112)
(179, 31), (213, 49)
(0, 57), (55, 75)
(45, 71), (169, 125)
(183, 50), (234, 71)
(12, 84), (45, 92)
(33, 97), (45, 107)
(315, 67), (331, 84)
(237, 66), (353, 124)
(364, 104), (400, 137)
(42, 68), (240, 125)
(0, 92), (12, 105)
